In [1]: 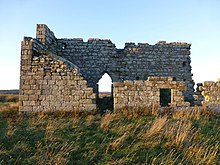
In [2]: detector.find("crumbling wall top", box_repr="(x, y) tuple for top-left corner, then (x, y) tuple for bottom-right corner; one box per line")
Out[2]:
(124, 41), (191, 51)
(20, 24), (195, 108)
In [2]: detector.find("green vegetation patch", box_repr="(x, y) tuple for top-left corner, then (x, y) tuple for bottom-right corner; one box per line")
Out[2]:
(0, 107), (219, 164)
(0, 102), (7, 106)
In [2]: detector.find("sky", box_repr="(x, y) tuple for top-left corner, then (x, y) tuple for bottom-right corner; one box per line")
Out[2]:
(0, 0), (219, 91)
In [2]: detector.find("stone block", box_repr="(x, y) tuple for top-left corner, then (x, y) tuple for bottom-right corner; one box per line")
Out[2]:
(83, 104), (97, 110)
(33, 106), (43, 112)
(203, 81), (215, 87)
(74, 95), (80, 101)
(29, 95), (38, 101)
(137, 85), (146, 91)
(134, 80), (144, 86)
(148, 76), (160, 81)
(20, 106), (33, 112)
(48, 80), (55, 85)
(23, 90), (35, 95)
(22, 101), (28, 106)
(87, 93), (96, 99)
(31, 85), (38, 90)
(20, 95), (29, 101)
(21, 85), (31, 90)
(144, 81), (153, 86)
(113, 82), (124, 87)
(124, 80), (133, 86)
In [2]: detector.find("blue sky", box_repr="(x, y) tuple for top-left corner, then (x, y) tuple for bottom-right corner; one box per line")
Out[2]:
(0, 0), (219, 90)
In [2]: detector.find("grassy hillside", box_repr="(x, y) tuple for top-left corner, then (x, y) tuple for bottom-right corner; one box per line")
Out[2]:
(0, 105), (219, 164)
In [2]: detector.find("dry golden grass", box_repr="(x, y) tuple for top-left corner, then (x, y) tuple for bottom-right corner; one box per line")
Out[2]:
(107, 132), (127, 151)
(146, 115), (168, 137)
(100, 112), (113, 129)
(165, 120), (194, 147)
(0, 101), (219, 164)
(172, 106), (212, 120)
(0, 102), (19, 111)
(0, 93), (19, 114)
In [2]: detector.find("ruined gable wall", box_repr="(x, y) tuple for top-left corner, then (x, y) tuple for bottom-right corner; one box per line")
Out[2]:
(197, 80), (220, 109)
(19, 37), (96, 112)
(113, 77), (189, 110)
(20, 24), (195, 112)
(57, 38), (194, 102)
(57, 38), (117, 93)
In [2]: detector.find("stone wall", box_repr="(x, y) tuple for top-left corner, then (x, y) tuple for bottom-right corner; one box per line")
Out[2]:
(57, 38), (194, 103)
(36, 24), (57, 54)
(19, 37), (96, 112)
(20, 24), (195, 112)
(113, 76), (189, 110)
(57, 38), (116, 92)
(197, 80), (220, 108)
(193, 83), (204, 106)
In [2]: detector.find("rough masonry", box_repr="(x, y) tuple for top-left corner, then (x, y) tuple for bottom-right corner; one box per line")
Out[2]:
(19, 24), (195, 112)
(20, 38), (96, 112)
(195, 80), (220, 109)
(113, 77), (190, 110)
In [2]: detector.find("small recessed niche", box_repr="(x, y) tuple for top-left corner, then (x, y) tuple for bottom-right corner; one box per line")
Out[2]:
(183, 61), (187, 67)
(136, 76), (140, 80)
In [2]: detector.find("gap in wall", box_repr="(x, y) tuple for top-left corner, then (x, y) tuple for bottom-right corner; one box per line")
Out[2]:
(97, 73), (113, 113)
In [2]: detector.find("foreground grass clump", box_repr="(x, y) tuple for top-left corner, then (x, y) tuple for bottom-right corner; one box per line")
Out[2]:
(0, 106), (219, 164)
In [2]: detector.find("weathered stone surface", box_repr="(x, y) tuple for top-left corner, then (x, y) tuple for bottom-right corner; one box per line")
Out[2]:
(20, 24), (195, 112)
(113, 77), (190, 110)
(20, 38), (96, 112)
(196, 81), (220, 108)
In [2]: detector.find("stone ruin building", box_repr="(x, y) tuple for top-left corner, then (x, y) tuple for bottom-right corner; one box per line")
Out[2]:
(20, 24), (197, 112)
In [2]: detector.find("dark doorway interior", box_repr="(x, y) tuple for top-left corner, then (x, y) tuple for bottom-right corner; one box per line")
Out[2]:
(160, 89), (171, 107)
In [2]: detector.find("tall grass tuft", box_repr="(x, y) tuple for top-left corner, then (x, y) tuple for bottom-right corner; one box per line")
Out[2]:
(146, 115), (167, 137)
(100, 112), (113, 129)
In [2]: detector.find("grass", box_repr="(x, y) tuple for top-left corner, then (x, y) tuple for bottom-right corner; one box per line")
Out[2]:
(0, 93), (19, 111)
(0, 102), (219, 164)
(0, 94), (19, 103)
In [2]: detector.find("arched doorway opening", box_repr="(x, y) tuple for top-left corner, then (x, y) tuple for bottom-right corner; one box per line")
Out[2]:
(97, 73), (113, 113)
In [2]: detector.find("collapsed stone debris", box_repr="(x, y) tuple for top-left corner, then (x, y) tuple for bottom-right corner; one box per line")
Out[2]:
(195, 81), (220, 109)
(19, 24), (219, 112)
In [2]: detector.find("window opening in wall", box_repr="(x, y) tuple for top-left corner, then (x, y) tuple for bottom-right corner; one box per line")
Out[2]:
(136, 76), (139, 80)
(160, 89), (171, 107)
(183, 61), (187, 67)
(97, 73), (113, 113)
